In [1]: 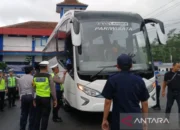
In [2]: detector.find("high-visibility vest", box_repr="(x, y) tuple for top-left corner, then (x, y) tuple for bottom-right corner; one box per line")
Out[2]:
(0, 78), (5, 90)
(33, 77), (50, 97)
(51, 73), (64, 91)
(8, 76), (16, 87)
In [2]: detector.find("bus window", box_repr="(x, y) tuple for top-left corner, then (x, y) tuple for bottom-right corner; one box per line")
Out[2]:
(64, 34), (73, 71)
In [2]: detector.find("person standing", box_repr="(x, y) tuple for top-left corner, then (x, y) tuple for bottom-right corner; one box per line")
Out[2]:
(101, 54), (149, 130)
(0, 70), (7, 111)
(18, 66), (35, 130)
(33, 61), (57, 130)
(7, 69), (17, 108)
(152, 66), (161, 110)
(50, 63), (67, 122)
(162, 62), (180, 121)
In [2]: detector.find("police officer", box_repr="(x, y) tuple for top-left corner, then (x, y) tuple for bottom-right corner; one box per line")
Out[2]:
(18, 66), (35, 130)
(7, 69), (17, 108)
(101, 54), (149, 130)
(50, 63), (67, 122)
(33, 61), (57, 130)
(0, 70), (7, 111)
(152, 66), (161, 110)
(162, 62), (180, 122)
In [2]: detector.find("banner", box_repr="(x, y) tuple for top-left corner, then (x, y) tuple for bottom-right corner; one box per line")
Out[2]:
(7, 65), (26, 72)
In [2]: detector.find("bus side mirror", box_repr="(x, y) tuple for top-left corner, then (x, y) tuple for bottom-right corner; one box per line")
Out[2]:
(155, 23), (167, 45)
(144, 18), (167, 45)
(71, 18), (81, 46)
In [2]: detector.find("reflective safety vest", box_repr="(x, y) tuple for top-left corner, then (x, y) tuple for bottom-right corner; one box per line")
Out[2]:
(0, 78), (5, 90)
(51, 73), (64, 91)
(33, 77), (50, 97)
(8, 76), (16, 87)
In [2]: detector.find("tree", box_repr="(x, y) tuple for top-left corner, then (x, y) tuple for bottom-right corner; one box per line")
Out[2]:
(25, 56), (32, 65)
(0, 62), (7, 71)
(151, 29), (180, 63)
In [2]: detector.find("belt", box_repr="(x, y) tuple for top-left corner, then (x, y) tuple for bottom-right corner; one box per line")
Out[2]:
(21, 93), (32, 96)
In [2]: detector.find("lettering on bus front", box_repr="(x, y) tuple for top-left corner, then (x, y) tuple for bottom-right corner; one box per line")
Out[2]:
(95, 27), (133, 31)
(95, 21), (133, 31)
(96, 22), (128, 26)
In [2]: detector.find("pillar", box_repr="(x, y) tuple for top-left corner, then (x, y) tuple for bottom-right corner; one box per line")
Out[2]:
(60, 8), (64, 18)
(0, 35), (3, 61)
(32, 38), (35, 67)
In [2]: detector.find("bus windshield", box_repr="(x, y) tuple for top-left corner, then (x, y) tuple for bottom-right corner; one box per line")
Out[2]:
(76, 18), (151, 73)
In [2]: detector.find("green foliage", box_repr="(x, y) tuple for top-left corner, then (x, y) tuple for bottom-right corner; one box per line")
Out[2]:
(0, 62), (7, 71)
(25, 56), (32, 64)
(151, 29), (180, 62)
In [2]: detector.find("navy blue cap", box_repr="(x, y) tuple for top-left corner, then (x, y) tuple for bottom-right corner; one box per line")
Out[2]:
(117, 54), (132, 68)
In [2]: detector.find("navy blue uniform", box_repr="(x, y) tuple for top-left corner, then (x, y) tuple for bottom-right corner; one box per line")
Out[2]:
(102, 71), (150, 130)
(155, 71), (161, 108)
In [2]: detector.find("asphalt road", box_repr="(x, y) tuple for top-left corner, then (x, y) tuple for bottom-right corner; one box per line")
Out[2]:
(0, 76), (179, 130)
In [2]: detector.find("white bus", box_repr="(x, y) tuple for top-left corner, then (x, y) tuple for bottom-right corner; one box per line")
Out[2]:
(43, 10), (166, 112)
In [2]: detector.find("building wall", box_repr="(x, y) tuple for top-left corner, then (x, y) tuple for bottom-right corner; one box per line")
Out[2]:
(35, 56), (42, 62)
(3, 55), (26, 62)
(3, 35), (32, 51)
(0, 34), (58, 74)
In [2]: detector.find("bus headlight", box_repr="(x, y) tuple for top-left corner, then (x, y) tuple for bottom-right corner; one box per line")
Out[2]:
(77, 84), (103, 98)
(147, 82), (156, 93)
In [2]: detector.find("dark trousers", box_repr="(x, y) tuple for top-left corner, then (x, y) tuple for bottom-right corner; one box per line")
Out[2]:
(156, 86), (161, 107)
(53, 90), (63, 119)
(165, 91), (180, 119)
(0, 92), (5, 110)
(34, 96), (51, 130)
(20, 94), (35, 130)
(8, 87), (16, 106)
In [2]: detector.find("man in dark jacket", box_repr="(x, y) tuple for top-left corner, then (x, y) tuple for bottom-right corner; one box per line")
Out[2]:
(101, 54), (149, 130)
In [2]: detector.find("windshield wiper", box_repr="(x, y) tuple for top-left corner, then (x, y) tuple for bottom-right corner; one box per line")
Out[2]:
(90, 65), (116, 80)
(131, 69), (153, 74)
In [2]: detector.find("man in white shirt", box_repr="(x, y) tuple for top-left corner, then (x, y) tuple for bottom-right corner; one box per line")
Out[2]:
(18, 66), (35, 130)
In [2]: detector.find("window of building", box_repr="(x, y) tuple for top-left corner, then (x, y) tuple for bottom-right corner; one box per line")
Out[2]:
(35, 37), (48, 47)
(41, 38), (48, 46)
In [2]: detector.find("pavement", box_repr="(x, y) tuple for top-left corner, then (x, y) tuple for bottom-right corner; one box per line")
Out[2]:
(0, 76), (180, 130)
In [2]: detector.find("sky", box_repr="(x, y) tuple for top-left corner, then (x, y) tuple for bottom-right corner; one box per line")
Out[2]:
(0, 0), (180, 33)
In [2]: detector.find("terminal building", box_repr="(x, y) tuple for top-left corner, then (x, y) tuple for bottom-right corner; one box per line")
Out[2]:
(0, 21), (57, 74)
(0, 0), (88, 75)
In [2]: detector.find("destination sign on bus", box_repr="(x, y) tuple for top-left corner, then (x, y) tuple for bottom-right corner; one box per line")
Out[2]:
(95, 21), (133, 31)
(95, 27), (133, 31)
(96, 22), (129, 26)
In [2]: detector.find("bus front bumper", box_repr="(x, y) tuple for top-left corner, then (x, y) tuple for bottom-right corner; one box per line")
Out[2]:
(76, 89), (156, 112)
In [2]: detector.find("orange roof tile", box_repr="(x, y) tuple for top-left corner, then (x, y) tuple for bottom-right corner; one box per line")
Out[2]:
(2, 21), (58, 29)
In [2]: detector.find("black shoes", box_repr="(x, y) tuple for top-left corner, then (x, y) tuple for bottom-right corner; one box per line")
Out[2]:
(152, 105), (161, 110)
(52, 117), (63, 122)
